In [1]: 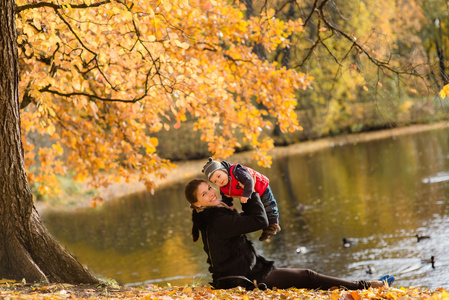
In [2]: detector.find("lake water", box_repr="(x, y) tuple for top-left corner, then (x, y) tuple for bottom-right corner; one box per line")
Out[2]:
(41, 127), (449, 289)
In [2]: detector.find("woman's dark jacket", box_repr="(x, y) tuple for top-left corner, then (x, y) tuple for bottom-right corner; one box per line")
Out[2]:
(191, 192), (274, 288)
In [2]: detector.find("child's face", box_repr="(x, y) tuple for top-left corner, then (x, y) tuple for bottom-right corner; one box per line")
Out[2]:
(210, 170), (229, 187)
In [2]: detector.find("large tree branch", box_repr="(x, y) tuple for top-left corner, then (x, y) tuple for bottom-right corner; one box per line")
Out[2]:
(16, 1), (110, 13)
(39, 85), (147, 103)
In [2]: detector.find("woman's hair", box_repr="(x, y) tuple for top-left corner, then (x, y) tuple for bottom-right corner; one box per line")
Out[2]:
(185, 178), (206, 206)
(185, 179), (207, 242)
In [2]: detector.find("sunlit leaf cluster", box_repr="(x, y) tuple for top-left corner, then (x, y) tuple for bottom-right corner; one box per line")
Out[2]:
(16, 0), (311, 200)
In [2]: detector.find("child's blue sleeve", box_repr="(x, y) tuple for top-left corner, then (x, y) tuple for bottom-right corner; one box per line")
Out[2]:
(233, 165), (254, 198)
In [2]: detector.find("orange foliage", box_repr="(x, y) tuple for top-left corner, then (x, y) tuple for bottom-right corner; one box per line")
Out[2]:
(16, 0), (312, 198)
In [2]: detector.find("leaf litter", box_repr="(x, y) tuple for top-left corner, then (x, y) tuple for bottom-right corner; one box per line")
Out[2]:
(0, 280), (448, 299)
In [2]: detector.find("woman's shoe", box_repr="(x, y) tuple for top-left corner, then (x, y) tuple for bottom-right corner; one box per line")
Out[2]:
(378, 275), (395, 286)
(378, 275), (389, 281)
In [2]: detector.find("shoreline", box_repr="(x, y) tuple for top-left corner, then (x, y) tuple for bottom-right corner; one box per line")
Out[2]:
(36, 121), (449, 212)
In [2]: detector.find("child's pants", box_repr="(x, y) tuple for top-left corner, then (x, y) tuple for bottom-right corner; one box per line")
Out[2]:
(260, 185), (279, 224)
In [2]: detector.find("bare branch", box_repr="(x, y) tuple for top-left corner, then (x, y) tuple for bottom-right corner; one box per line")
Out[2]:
(302, 0), (319, 27)
(273, 0), (296, 17)
(319, 39), (343, 67)
(304, 0), (419, 77)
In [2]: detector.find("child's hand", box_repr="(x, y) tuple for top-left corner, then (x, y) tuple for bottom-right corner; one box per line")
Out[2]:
(240, 196), (249, 204)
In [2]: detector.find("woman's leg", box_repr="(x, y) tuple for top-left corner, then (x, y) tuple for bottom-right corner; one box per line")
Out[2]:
(261, 268), (371, 290)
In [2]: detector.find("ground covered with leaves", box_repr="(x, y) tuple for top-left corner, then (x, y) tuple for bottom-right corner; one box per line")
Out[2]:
(0, 280), (448, 300)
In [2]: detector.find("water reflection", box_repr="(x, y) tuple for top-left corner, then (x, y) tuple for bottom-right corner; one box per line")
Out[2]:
(42, 128), (449, 289)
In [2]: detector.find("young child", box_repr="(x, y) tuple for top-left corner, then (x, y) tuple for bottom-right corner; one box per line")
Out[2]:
(202, 157), (281, 241)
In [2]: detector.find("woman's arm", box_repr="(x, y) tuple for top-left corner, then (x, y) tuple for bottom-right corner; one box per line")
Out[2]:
(211, 192), (268, 239)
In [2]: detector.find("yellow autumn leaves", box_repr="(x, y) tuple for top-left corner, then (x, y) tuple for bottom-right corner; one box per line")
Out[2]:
(16, 0), (311, 200)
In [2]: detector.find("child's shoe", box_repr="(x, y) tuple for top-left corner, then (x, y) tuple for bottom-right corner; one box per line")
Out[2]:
(259, 223), (281, 241)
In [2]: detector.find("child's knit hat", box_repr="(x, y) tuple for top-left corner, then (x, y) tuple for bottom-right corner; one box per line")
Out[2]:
(202, 157), (227, 179)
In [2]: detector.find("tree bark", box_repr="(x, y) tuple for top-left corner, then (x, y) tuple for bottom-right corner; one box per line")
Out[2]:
(436, 40), (449, 85)
(243, 0), (266, 60)
(0, 0), (98, 284)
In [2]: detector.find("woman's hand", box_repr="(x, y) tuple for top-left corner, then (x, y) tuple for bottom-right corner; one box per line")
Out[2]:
(240, 196), (249, 203)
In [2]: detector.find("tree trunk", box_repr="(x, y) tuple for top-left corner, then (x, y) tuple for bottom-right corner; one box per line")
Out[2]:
(436, 41), (449, 85)
(272, 2), (295, 139)
(243, 0), (266, 60)
(0, 0), (98, 284)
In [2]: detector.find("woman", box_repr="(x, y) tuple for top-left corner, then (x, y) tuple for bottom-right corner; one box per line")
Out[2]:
(185, 178), (395, 290)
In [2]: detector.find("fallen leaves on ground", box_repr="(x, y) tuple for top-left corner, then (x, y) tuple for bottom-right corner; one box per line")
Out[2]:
(0, 281), (447, 299)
